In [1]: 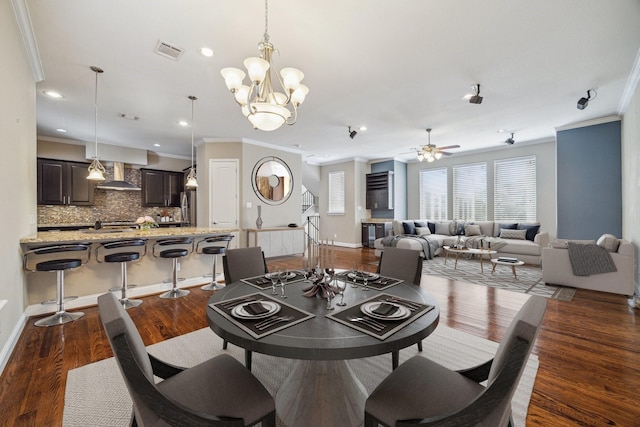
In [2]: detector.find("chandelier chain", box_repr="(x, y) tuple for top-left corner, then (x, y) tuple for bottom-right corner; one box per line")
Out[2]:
(263, 0), (269, 43)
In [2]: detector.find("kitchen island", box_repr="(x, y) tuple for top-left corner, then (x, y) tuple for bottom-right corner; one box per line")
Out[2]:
(21, 227), (239, 315)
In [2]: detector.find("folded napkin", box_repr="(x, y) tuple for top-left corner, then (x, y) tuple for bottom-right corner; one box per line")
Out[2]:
(244, 302), (269, 315)
(372, 302), (399, 316)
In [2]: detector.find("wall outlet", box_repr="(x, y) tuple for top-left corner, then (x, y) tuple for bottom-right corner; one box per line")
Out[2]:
(334, 233), (337, 239)
(246, 202), (252, 209)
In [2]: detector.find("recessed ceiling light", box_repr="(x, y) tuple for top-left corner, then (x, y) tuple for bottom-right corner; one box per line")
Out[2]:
(359, 126), (367, 131)
(56, 128), (67, 133)
(43, 90), (64, 98)
(200, 47), (214, 57)
(497, 129), (506, 133)
(153, 143), (161, 147)
(178, 120), (189, 127)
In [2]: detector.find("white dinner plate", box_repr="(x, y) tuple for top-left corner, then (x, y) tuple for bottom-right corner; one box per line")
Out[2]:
(348, 271), (380, 281)
(360, 302), (410, 321)
(231, 301), (281, 319)
(265, 271), (296, 280)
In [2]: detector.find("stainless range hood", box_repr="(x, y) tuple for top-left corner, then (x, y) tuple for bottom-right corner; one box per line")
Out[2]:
(96, 162), (141, 191)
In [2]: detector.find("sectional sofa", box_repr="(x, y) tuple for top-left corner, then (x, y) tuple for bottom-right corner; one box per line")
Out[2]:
(374, 219), (549, 266)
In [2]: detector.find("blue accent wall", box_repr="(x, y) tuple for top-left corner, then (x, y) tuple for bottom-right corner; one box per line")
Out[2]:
(556, 121), (622, 239)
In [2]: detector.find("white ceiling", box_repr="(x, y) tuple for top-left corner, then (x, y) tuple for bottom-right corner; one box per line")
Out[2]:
(25, 0), (640, 164)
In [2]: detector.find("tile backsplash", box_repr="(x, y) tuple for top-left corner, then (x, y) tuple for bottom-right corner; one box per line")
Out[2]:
(37, 166), (182, 225)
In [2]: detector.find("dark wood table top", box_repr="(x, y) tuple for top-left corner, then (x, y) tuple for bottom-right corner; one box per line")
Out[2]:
(206, 278), (440, 360)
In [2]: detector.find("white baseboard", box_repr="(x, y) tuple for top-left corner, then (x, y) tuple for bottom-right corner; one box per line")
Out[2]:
(0, 312), (28, 377)
(24, 276), (212, 317)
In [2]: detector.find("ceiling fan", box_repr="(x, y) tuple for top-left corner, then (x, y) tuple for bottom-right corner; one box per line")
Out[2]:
(414, 129), (460, 162)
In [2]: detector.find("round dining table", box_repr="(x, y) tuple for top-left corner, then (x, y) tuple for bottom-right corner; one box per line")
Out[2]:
(206, 275), (440, 427)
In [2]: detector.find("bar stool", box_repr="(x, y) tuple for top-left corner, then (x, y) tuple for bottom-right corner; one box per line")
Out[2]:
(152, 237), (194, 299)
(196, 234), (235, 291)
(23, 243), (92, 327)
(96, 238), (147, 309)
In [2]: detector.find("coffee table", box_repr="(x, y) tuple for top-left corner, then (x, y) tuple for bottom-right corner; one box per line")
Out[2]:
(443, 246), (497, 273)
(490, 258), (526, 278)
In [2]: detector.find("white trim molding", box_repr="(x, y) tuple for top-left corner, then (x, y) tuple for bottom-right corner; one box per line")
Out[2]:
(10, 0), (44, 82)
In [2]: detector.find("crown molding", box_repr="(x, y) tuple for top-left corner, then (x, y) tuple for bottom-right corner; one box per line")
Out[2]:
(617, 47), (640, 115)
(11, 0), (44, 82)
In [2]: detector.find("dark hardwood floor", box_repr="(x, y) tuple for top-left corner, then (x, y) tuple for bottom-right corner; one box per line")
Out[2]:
(0, 247), (638, 426)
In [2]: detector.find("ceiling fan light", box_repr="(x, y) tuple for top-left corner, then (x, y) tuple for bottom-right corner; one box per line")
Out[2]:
(417, 153), (424, 162)
(435, 152), (443, 160)
(244, 57), (270, 83)
(220, 67), (246, 91)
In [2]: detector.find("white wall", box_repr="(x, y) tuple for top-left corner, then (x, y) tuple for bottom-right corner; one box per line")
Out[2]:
(621, 65), (640, 297)
(0, 1), (37, 368)
(406, 141), (557, 238)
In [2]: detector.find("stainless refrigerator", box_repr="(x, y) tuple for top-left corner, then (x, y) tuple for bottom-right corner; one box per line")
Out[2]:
(180, 190), (196, 226)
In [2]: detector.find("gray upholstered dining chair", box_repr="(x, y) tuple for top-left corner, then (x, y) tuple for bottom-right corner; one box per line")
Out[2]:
(98, 292), (276, 427)
(377, 246), (424, 353)
(364, 296), (547, 427)
(376, 247), (423, 286)
(221, 246), (269, 370)
(222, 246), (269, 284)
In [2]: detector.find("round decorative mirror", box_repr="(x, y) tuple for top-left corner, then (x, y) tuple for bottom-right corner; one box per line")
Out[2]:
(252, 156), (294, 204)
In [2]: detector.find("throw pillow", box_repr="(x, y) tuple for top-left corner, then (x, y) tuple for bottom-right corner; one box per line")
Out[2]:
(427, 222), (436, 234)
(454, 220), (467, 235)
(499, 229), (527, 240)
(517, 223), (540, 241)
(414, 220), (428, 228)
(416, 226), (431, 236)
(596, 234), (620, 252)
(435, 222), (450, 235)
(464, 224), (482, 236)
(498, 223), (518, 230)
(402, 221), (416, 235)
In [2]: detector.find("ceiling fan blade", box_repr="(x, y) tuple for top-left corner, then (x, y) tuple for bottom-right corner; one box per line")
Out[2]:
(439, 151), (454, 156)
(437, 145), (461, 150)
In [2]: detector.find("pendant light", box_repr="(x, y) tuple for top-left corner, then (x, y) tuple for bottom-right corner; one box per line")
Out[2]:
(185, 95), (198, 188)
(87, 66), (106, 181)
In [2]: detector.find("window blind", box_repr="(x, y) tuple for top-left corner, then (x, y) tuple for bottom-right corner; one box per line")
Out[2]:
(419, 168), (447, 220)
(494, 156), (536, 221)
(328, 171), (345, 214)
(453, 162), (487, 221)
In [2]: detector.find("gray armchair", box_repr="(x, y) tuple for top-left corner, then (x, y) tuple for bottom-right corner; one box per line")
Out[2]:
(98, 292), (275, 427)
(364, 296), (547, 427)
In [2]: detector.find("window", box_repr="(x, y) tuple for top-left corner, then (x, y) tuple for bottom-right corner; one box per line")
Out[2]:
(327, 171), (345, 214)
(419, 168), (447, 220)
(494, 156), (536, 221)
(453, 162), (487, 221)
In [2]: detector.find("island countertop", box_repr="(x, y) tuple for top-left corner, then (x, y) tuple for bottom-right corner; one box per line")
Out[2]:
(20, 227), (240, 245)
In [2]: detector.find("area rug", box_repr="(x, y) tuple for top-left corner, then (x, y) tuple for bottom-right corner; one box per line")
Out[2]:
(63, 326), (538, 427)
(422, 255), (576, 301)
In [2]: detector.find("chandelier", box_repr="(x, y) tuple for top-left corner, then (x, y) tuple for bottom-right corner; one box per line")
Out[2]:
(87, 66), (106, 180)
(220, 0), (308, 131)
(185, 95), (198, 188)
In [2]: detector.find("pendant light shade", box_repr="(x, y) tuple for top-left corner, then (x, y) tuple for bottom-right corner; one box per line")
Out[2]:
(185, 95), (198, 188)
(87, 66), (106, 181)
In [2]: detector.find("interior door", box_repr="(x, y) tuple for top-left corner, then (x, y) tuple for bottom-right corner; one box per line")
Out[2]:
(209, 159), (238, 229)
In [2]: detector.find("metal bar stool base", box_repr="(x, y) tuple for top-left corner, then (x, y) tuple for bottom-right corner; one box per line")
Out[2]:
(159, 288), (190, 299)
(35, 310), (84, 327)
(120, 298), (143, 309)
(201, 281), (225, 291)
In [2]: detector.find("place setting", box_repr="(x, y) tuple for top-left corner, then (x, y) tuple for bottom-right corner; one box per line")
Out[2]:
(209, 292), (314, 339)
(241, 270), (306, 290)
(336, 264), (403, 291)
(327, 293), (435, 340)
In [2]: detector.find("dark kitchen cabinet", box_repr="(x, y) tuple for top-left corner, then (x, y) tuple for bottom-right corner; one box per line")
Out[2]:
(37, 158), (94, 206)
(141, 169), (184, 207)
(366, 171), (393, 210)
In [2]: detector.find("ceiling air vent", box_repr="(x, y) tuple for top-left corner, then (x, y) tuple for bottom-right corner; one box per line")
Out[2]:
(154, 40), (184, 61)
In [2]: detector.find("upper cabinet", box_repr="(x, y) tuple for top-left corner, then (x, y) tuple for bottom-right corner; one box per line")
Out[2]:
(366, 171), (393, 210)
(141, 168), (184, 207)
(37, 158), (94, 206)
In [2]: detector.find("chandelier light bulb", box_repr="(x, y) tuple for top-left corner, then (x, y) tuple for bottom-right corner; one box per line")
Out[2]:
(244, 57), (270, 84)
(280, 68), (304, 91)
(220, 68), (246, 91)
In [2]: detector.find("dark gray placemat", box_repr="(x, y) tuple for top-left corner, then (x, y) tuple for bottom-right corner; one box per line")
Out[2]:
(241, 271), (306, 290)
(327, 293), (435, 340)
(335, 271), (402, 291)
(210, 292), (314, 339)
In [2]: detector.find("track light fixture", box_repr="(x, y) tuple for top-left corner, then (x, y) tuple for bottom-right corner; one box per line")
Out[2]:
(348, 126), (357, 139)
(577, 89), (596, 110)
(505, 132), (515, 145)
(468, 84), (483, 104)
